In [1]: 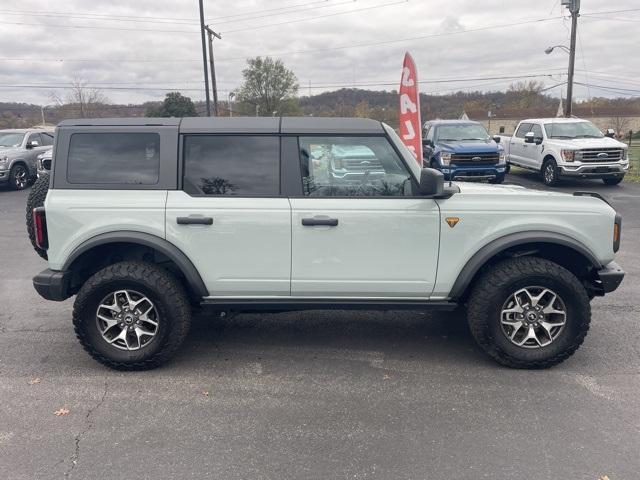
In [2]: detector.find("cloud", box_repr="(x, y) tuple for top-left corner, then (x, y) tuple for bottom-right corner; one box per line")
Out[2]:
(0, 0), (638, 105)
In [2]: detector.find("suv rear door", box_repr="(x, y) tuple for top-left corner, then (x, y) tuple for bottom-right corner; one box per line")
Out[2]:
(166, 130), (291, 297)
(288, 134), (440, 298)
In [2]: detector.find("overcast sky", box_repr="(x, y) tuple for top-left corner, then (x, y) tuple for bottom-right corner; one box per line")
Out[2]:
(1, 0), (638, 106)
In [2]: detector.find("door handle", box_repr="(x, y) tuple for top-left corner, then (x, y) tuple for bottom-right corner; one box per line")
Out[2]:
(302, 216), (338, 227)
(177, 216), (213, 225)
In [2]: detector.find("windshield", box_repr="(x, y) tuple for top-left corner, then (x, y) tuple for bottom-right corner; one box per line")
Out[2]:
(544, 121), (604, 139)
(0, 132), (25, 148)
(436, 124), (489, 142)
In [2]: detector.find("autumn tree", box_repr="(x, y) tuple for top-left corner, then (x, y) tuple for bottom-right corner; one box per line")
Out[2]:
(50, 77), (109, 118)
(506, 80), (545, 109)
(236, 57), (300, 116)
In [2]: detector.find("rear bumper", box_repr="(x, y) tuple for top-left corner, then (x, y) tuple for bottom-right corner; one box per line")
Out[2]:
(594, 261), (625, 294)
(33, 269), (72, 301)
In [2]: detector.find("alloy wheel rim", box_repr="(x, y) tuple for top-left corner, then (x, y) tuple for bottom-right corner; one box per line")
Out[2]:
(96, 289), (159, 351)
(500, 286), (566, 348)
(14, 167), (27, 188)
(544, 165), (554, 184)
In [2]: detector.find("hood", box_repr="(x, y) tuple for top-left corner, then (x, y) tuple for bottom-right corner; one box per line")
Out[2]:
(454, 181), (569, 197)
(437, 140), (499, 153)
(547, 136), (627, 149)
(0, 147), (21, 156)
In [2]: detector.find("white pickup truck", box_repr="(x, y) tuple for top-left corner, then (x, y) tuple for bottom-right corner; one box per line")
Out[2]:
(497, 118), (629, 186)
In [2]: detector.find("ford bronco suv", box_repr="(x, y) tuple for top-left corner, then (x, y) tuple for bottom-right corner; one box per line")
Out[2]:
(30, 117), (624, 371)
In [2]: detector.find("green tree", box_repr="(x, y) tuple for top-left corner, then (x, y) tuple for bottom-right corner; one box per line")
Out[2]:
(236, 57), (299, 116)
(147, 92), (197, 117)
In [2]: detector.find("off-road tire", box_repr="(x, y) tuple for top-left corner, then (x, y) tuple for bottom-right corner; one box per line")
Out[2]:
(467, 257), (591, 369)
(602, 177), (623, 186)
(541, 159), (559, 186)
(73, 261), (191, 370)
(25, 173), (50, 260)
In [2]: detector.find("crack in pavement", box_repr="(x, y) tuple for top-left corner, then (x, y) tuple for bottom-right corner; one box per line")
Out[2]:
(64, 380), (109, 478)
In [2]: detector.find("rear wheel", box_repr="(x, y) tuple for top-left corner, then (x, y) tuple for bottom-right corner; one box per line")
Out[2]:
(73, 261), (191, 370)
(602, 177), (623, 186)
(467, 257), (591, 369)
(9, 164), (29, 190)
(541, 159), (559, 186)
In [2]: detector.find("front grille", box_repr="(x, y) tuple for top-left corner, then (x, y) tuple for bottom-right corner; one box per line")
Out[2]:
(579, 148), (623, 162)
(451, 152), (499, 165)
(341, 157), (384, 171)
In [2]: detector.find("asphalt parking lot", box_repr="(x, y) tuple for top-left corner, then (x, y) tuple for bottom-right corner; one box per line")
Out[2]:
(1, 174), (638, 480)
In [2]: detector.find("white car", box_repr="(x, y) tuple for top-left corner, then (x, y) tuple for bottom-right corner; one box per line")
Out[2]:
(498, 118), (629, 186)
(30, 117), (624, 370)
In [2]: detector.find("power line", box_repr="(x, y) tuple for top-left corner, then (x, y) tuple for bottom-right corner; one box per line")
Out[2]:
(221, 0), (407, 34)
(0, 1), (356, 27)
(0, 0), (403, 34)
(0, 0), (332, 24)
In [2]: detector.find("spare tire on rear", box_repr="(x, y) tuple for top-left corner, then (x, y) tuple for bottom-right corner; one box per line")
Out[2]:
(26, 173), (50, 260)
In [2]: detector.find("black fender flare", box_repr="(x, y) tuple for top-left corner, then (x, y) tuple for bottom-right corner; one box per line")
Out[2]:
(448, 231), (601, 300)
(62, 231), (208, 297)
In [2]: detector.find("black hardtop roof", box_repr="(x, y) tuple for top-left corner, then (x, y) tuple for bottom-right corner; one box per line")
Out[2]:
(58, 116), (385, 134)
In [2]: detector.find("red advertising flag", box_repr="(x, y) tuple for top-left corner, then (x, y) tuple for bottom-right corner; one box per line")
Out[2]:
(398, 52), (423, 165)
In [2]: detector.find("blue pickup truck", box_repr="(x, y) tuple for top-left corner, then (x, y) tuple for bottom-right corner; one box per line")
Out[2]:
(422, 120), (507, 183)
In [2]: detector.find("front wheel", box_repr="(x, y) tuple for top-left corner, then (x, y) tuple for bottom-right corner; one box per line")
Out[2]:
(466, 257), (591, 369)
(73, 261), (191, 370)
(541, 159), (559, 186)
(9, 164), (30, 190)
(602, 176), (623, 186)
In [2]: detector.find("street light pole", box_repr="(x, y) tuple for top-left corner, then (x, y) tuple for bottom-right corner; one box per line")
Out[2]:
(198, 0), (211, 116)
(565, 0), (580, 117)
(228, 92), (235, 117)
(205, 25), (221, 116)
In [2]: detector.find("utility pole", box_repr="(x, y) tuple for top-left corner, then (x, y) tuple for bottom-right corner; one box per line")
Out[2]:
(198, 0), (211, 116)
(204, 25), (221, 116)
(563, 0), (580, 117)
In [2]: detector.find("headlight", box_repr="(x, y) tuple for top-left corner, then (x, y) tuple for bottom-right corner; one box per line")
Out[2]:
(499, 151), (506, 163)
(623, 148), (629, 161)
(561, 149), (576, 162)
(440, 152), (452, 165)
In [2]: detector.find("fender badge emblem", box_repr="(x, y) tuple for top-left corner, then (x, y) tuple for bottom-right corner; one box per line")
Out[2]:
(446, 217), (460, 228)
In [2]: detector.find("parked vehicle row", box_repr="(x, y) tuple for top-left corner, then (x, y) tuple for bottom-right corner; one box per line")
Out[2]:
(497, 118), (629, 186)
(30, 116), (624, 371)
(0, 128), (54, 190)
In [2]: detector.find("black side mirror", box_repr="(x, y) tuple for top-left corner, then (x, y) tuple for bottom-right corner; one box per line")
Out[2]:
(605, 129), (615, 138)
(419, 168), (444, 196)
(493, 135), (501, 144)
(26, 141), (39, 149)
(524, 132), (535, 144)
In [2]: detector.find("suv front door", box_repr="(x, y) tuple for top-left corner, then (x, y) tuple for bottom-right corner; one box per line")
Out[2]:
(289, 135), (440, 298)
(509, 122), (532, 167)
(166, 135), (291, 297)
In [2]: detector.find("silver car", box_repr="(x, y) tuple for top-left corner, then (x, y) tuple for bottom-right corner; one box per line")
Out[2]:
(0, 128), (53, 189)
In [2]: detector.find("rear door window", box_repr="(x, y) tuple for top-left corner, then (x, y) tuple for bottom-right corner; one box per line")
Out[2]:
(67, 133), (160, 185)
(183, 135), (280, 196)
(40, 133), (54, 146)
